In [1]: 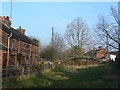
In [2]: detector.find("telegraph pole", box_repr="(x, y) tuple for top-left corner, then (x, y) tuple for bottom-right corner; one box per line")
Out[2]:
(10, 0), (12, 22)
(52, 27), (54, 47)
(51, 27), (54, 61)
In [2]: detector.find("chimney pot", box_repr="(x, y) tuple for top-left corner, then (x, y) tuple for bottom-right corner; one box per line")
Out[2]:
(1, 16), (11, 27)
(19, 26), (21, 29)
(3, 16), (10, 21)
(17, 26), (25, 34)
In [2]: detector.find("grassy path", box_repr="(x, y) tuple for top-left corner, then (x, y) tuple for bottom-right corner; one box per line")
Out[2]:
(3, 64), (119, 88)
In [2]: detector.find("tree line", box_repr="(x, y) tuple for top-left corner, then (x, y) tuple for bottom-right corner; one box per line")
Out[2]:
(34, 6), (119, 64)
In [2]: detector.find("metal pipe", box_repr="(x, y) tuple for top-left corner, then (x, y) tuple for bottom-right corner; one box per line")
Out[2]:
(7, 33), (12, 67)
(18, 39), (20, 53)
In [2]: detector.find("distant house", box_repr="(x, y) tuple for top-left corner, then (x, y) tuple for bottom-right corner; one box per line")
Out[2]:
(84, 46), (109, 59)
(0, 16), (40, 74)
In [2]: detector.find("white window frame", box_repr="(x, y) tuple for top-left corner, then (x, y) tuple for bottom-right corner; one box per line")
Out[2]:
(22, 42), (26, 50)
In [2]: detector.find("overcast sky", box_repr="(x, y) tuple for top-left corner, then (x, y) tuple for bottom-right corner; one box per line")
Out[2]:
(2, 2), (118, 45)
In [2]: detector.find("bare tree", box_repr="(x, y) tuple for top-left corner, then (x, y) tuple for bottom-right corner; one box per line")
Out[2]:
(50, 32), (66, 60)
(94, 6), (120, 64)
(40, 32), (65, 61)
(64, 17), (94, 54)
(52, 32), (65, 52)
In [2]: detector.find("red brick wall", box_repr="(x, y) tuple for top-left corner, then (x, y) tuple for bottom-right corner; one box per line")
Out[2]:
(0, 29), (2, 41)
(0, 30), (8, 47)
(1, 27), (39, 71)
(96, 49), (108, 58)
(0, 50), (3, 72)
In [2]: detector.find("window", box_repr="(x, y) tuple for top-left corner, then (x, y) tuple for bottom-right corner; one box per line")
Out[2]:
(21, 56), (25, 65)
(10, 39), (15, 50)
(26, 55), (29, 65)
(22, 42), (26, 50)
(30, 56), (32, 65)
(28, 44), (30, 48)
(28, 44), (31, 51)
(9, 55), (15, 65)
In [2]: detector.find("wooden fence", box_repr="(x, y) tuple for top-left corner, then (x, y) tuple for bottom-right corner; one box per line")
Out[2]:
(2, 62), (54, 78)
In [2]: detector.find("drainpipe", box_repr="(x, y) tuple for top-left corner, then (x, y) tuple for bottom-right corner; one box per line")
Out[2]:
(17, 39), (20, 69)
(7, 33), (12, 68)
(18, 39), (20, 53)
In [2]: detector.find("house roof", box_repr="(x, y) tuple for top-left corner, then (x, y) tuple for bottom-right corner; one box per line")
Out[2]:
(84, 49), (102, 55)
(1, 22), (36, 45)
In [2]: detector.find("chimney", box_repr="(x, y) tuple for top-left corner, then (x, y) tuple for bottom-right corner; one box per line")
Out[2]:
(0, 16), (11, 28)
(3, 16), (10, 21)
(98, 46), (102, 49)
(17, 26), (25, 34)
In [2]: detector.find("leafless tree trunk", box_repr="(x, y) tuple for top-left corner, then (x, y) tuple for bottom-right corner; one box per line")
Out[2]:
(94, 6), (120, 65)
(40, 32), (65, 62)
(64, 17), (94, 55)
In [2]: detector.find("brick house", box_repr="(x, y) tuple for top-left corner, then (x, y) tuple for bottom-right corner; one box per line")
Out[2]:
(0, 16), (40, 74)
(84, 46), (109, 59)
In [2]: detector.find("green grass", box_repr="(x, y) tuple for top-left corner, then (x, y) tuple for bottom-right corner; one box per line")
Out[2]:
(3, 63), (119, 88)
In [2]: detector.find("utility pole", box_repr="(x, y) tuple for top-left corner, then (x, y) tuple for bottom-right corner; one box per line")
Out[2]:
(52, 27), (54, 47)
(10, 0), (12, 22)
(52, 27), (54, 61)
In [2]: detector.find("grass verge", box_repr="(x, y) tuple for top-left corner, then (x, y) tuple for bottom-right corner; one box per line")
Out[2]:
(3, 63), (119, 88)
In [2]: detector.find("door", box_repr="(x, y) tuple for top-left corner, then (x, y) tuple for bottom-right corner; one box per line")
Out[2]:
(2, 53), (7, 72)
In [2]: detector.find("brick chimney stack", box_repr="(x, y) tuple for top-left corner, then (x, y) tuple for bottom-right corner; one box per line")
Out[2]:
(0, 16), (10, 20)
(0, 16), (11, 28)
(3, 16), (10, 21)
(17, 26), (25, 34)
